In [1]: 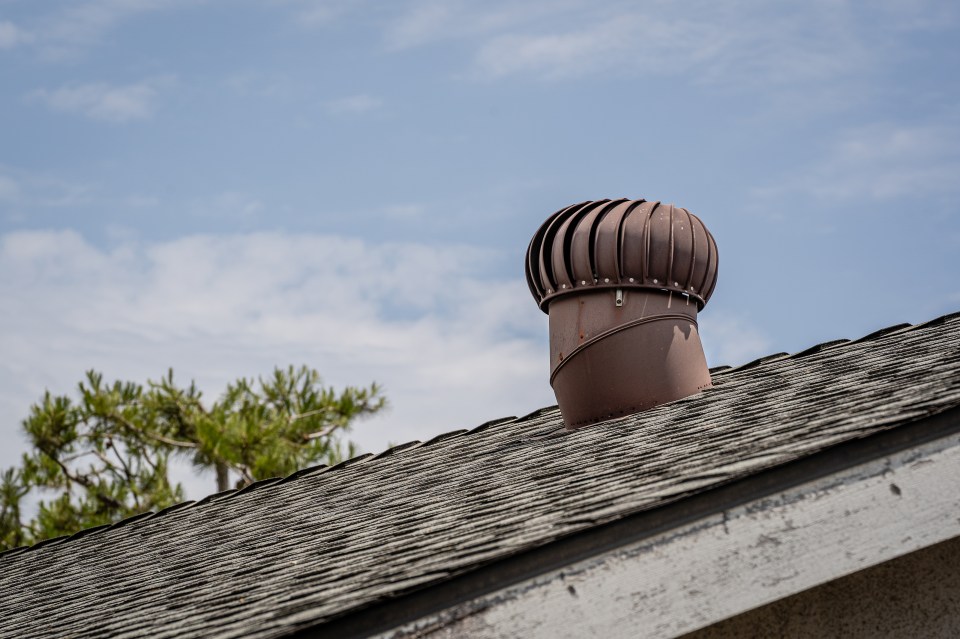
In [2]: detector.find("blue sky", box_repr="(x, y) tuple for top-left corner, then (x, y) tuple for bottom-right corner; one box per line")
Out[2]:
(1, 0), (959, 497)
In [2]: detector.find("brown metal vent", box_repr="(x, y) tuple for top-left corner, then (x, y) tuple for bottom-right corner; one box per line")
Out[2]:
(525, 199), (718, 313)
(526, 198), (719, 429)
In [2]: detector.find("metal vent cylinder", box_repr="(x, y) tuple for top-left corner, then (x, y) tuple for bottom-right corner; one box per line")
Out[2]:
(525, 199), (719, 429)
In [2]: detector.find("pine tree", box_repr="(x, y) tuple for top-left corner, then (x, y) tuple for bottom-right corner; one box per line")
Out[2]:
(0, 366), (385, 551)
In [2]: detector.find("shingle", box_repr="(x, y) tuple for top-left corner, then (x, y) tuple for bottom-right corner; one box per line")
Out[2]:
(1, 313), (959, 639)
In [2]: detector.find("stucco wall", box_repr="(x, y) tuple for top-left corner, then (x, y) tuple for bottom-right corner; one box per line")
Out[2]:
(684, 533), (960, 639)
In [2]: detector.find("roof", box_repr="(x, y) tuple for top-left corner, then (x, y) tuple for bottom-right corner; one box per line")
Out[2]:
(1, 311), (959, 639)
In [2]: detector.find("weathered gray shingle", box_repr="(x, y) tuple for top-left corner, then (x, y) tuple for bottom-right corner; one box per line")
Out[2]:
(1, 312), (959, 638)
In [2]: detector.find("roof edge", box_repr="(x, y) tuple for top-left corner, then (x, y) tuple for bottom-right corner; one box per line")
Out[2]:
(296, 402), (960, 639)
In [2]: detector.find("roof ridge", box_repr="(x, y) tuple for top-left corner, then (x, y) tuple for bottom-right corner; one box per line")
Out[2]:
(713, 352), (789, 375)
(908, 309), (960, 330)
(710, 312), (957, 376)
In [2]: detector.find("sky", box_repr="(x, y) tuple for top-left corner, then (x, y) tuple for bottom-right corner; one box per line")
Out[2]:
(1, 0), (959, 499)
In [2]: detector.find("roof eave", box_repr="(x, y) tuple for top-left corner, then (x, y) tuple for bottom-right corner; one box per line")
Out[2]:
(299, 403), (960, 639)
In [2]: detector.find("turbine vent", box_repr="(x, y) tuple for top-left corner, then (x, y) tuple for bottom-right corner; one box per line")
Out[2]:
(525, 198), (719, 429)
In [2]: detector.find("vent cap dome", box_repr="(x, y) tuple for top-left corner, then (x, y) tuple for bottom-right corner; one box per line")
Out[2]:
(525, 198), (719, 312)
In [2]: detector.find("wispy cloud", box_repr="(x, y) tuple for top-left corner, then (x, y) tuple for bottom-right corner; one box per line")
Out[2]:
(1, 1), (198, 60)
(384, 0), (561, 51)
(0, 20), (34, 49)
(751, 121), (960, 202)
(28, 75), (176, 123)
(0, 175), (20, 200)
(292, 0), (360, 27)
(0, 166), (95, 217)
(475, 16), (638, 80)
(35, 0), (185, 60)
(323, 94), (382, 115)
(385, 0), (453, 49)
(385, 0), (955, 86)
(470, 2), (869, 83)
(223, 70), (298, 100)
(381, 203), (426, 220)
(267, 0), (364, 28)
(700, 313), (772, 369)
(197, 191), (264, 220)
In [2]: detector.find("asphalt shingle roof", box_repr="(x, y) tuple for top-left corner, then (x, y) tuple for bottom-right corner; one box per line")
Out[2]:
(2, 312), (959, 638)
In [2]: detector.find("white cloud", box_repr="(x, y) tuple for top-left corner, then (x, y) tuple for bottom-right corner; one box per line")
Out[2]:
(0, 230), (553, 497)
(323, 94), (382, 115)
(0, 20), (34, 49)
(28, 75), (175, 123)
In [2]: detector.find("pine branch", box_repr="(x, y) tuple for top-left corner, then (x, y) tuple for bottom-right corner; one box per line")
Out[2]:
(105, 411), (197, 449)
(45, 453), (123, 510)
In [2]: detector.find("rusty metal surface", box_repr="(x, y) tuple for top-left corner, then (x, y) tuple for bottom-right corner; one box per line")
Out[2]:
(526, 198), (719, 428)
(526, 199), (719, 312)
